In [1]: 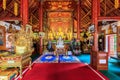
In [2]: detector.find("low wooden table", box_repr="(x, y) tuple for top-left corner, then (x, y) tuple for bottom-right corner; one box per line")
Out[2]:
(0, 52), (32, 78)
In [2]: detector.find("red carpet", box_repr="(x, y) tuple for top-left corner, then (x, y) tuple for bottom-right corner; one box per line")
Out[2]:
(18, 63), (109, 80)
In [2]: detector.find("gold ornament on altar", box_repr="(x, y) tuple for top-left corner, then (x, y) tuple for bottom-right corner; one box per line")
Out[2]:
(48, 30), (53, 40)
(57, 27), (64, 39)
(15, 25), (33, 54)
(14, 2), (18, 16)
(80, 30), (91, 41)
(26, 24), (34, 52)
(47, 27), (73, 40)
(66, 29), (72, 40)
(114, 0), (119, 9)
(2, 0), (6, 10)
(15, 27), (27, 54)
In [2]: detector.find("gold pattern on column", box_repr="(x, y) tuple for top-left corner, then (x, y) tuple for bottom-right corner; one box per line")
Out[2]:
(3, 0), (6, 10)
(114, 0), (119, 9)
(14, 2), (18, 16)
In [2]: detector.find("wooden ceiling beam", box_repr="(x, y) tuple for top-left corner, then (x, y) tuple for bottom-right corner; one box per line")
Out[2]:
(31, 13), (39, 21)
(6, 8), (14, 15)
(14, 0), (20, 4)
(81, 10), (91, 20)
(0, 17), (22, 21)
(81, 22), (91, 28)
(104, 0), (106, 16)
(98, 16), (120, 21)
(106, 8), (116, 15)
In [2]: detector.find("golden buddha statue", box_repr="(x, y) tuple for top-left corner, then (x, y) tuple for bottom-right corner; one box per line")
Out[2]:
(15, 25), (34, 54)
(67, 29), (72, 40)
(57, 27), (64, 39)
(48, 30), (53, 40)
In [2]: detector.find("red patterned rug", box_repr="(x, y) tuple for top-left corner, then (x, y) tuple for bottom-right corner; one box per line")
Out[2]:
(16, 63), (109, 80)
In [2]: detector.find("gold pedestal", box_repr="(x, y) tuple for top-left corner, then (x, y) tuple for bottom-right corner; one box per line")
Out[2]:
(0, 52), (32, 78)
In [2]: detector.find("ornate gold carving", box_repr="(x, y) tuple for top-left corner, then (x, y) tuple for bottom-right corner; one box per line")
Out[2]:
(15, 25), (33, 54)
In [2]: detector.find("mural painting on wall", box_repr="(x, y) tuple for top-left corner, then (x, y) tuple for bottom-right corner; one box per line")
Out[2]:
(47, 12), (72, 40)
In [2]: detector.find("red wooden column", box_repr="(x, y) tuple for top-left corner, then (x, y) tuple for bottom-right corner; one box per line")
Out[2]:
(20, 0), (23, 18)
(21, 0), (28, 27)
(92, 0), (100, 51)
(39, 1), (43, 54)
(77, 0), (80, 39)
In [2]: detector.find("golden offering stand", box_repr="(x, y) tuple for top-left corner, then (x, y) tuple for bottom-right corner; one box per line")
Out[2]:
(0, 52), (32, 79)
(0, 24), (34, 79)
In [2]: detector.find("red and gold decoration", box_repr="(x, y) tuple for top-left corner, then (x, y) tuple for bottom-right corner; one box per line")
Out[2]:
(114, 0), (119, 9)
(14, 2), (18, 16)
(2, 0), (19, 16)
(2, 0), (6, 10)
(15, 25), (34, 54)
(44, 1), (76, 11)
(47, 12), (72, 40)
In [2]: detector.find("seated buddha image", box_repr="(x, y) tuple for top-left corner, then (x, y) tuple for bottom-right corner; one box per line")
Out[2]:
(67, 29), (72, 40)
(57, 27), (64, 39)
(48, 30), (53, 40)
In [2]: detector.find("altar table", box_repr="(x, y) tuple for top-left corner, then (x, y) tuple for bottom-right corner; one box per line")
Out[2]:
(0, 52), (32, 78)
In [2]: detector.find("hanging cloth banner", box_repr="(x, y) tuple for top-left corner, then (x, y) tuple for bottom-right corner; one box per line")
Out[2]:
(114, 0), (119, 9)
(2, 0), (6, 10)
(14, 2), (18, 16)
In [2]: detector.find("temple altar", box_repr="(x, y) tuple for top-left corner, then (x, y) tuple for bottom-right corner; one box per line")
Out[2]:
(47, 12), (73, 40)
(47, 27), (72, 40)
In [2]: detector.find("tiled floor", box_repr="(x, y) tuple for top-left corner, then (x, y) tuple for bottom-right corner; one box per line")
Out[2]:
(77, 54), (120, 80)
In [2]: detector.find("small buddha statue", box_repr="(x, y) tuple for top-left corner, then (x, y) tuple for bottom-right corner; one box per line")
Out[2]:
(67, 29), (72, 40)
(57, 27), (64, 39)
(48, 30), (53, 40)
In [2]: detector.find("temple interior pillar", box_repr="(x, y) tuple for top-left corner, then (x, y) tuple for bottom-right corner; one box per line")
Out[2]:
(21, 0), (28, 27)
(77, 0), (80, 39)
(92, 0), (100, 51)
(39, 1), (43, 54)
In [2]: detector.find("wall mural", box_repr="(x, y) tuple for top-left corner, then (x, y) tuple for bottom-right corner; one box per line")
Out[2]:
(47, 12), (72, 40)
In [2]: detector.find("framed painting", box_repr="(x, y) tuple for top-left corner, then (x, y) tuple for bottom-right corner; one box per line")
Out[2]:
(0, 25), (6, 50)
